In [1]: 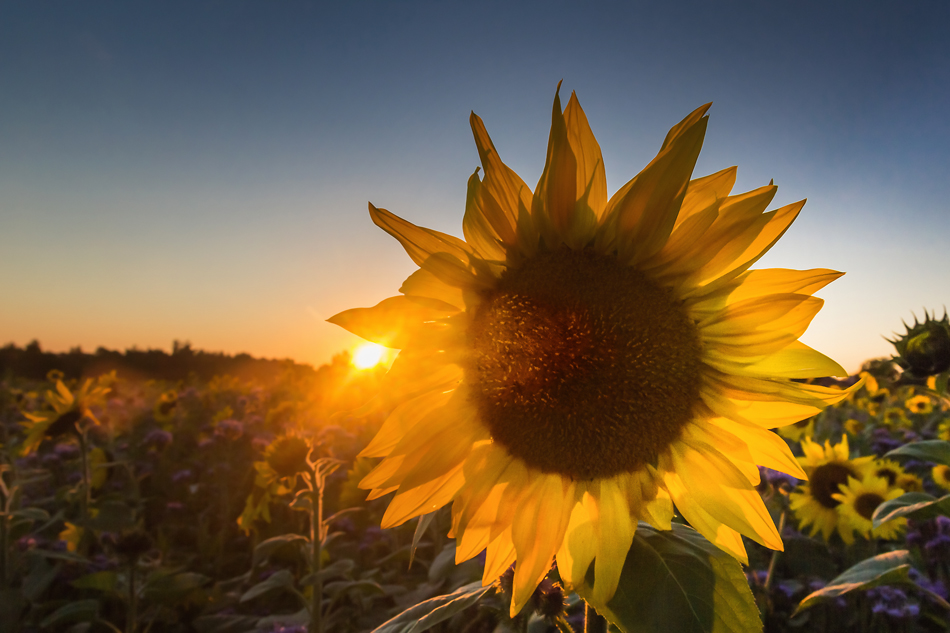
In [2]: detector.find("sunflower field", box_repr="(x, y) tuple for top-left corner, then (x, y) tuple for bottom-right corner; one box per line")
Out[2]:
(0, 317), (948, 633)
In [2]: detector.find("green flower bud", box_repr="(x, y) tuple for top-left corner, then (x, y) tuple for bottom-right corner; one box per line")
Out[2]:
(888, 310), (950, 377)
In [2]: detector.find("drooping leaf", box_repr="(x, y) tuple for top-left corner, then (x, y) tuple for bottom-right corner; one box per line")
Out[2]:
(371, 581), (495, 633)
(299, 558), (356, 586)
(40, 599), (99, 628)
(410, 511), (436, 569)
(872, 492), (950, 527)
(240, 569), (296, 603)
(885, 440), (950, 466)
(252, 534), (308, 568)
(144, 571), (210, 604)
(793, 550), (922, 615)
(574, 522), (761, 633)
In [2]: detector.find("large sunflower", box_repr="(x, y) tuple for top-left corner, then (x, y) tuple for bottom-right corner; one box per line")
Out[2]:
(331, 88), (853, 614)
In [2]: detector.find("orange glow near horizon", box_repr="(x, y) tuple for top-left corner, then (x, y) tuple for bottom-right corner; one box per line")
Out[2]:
(352, 342), (387, 370)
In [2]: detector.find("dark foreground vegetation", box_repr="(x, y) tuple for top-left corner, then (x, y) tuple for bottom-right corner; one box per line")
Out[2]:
(1, 331), (950, 632)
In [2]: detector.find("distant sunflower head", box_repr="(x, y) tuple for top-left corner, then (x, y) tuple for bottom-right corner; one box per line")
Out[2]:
(789, 435), (873, 544)
(872, 458), (906, 488)
(932, 465), (950, 492)
(905, 395), (933, 415)
(331, 88), (853, 614)
(20, 378), (108, 455)
(832, 474), (906, 541)
(265, 435), (312, 479)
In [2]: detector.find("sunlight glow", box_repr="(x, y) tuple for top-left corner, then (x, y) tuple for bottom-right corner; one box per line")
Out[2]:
(352, 343), (386, 370)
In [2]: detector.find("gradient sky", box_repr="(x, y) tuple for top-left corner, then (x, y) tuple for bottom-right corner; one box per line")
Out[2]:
(2, 1), (948, 374)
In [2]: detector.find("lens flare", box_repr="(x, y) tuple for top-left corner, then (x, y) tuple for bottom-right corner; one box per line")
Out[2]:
(352, 343), (385, 369)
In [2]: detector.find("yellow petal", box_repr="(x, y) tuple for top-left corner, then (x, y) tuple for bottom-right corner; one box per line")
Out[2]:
(369, 204), (473, 267)
(399, 267), (466, 310)
(600, 105), (709, 264)
(591, 479), (636, 606)
(327, 295), (457, 349)
(463, 169), (509, 261)
(359, 388), (454, 458)
(380, 464), (465, 528)
(555, 495), (596, 588)
(509, 473), (573, 616)
(469, 112), (534, 251)
(533, 85), (593, 249)
(483, 529), (517, 584)
(674, 166), (737, 228)
(564, 92), (608, 219)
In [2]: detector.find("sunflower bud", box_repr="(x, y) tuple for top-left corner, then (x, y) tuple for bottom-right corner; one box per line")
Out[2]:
(889, 311), (950, 378)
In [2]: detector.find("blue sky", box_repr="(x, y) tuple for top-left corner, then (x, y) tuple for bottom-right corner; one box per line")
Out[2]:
(2, 1), (948, 373)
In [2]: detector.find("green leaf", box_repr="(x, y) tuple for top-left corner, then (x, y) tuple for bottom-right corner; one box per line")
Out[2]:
(252, 534), (308, 568)
(11, 507), (50, 522)
(22, 557), (61, 601)
(144, 571), (210, 604)
(72, 570), (119, 592)
(574, 522), (761, 633)
(371, 581), (495, 633)
(793, 550), (915, 616)
(872, 492), (950, 527)
(299, 558), (355, 586)
(40, 599), (99, 628)
(410, 512), (436, 569)
(884, 440), (950, 466)
(240, 569), (296, 603)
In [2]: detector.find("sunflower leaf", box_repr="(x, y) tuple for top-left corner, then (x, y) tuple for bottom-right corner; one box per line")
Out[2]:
(575, 522), (761, 633)
(872, 492), (950, 527)
(792, 550), (916, 616)
(884, 440), (950, 466)
(370, 581), (494, 633)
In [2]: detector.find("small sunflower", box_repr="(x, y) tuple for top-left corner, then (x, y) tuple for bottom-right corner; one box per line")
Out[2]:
(20, 379), (108, 454)
(843, 418), (864, 435)
(789, 435), (873, 544)
(896, 472), (924, 493)
(881, 407), (911, 429)
(871, 458), (906, 488)
(932, 465), (950, 492)
(332, 89), (853, 613)
(905, 395), (933, 416)
(832, 474), (906, 541)
(264, 435), (312, 480)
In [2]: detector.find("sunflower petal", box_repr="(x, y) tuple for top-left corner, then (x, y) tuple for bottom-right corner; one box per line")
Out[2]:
(509, 473), (573, 616)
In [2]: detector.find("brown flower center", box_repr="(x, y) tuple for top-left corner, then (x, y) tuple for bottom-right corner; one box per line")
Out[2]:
(855, 492), (885, 521)
(809, 462), (856, 509)
(465, 247), (702, 480)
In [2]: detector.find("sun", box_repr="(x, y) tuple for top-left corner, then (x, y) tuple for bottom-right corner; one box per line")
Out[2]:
(352, 342), (386, 369)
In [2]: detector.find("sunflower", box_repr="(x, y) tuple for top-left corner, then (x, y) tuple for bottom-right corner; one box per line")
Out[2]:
(833, 474), (906, 541)
(789, 435), (873, 544)
(20, 378), (109, 454)
(905, 395), (933, 415)
(331, 89), (853, 614)
(896, 472), (924, 493)
(932, 465), (950, 492)
(871, 458), (907, 488)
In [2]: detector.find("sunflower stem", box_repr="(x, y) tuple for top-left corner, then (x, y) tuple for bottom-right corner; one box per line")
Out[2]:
(764, 509), (786, 592)
(78, 427), (91, 519)
(309, 465), (325, 633)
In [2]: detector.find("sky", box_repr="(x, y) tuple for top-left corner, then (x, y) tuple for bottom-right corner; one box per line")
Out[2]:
(1, 0), (948, 375)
